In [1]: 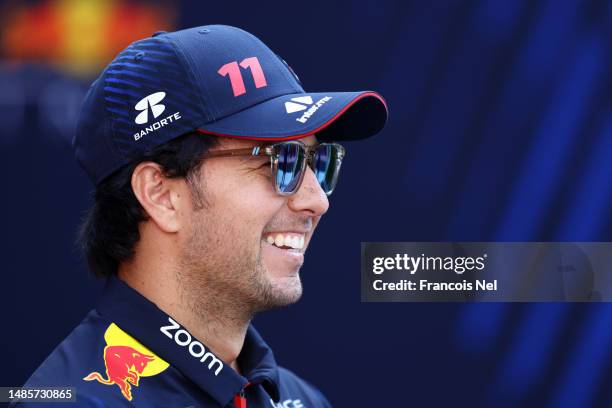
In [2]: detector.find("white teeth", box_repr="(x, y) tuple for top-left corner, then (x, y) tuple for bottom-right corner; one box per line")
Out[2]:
(266, 234), (305, 249)
(274, 234), (285, 247)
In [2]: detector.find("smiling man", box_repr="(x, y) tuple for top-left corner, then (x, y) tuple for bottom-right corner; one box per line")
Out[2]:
(14, 25), (387, 407)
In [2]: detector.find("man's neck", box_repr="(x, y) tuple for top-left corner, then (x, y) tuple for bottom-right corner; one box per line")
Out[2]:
(117, 267), (251, 375)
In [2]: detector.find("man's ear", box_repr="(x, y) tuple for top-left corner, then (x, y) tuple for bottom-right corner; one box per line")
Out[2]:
(131, 162), (185, 233)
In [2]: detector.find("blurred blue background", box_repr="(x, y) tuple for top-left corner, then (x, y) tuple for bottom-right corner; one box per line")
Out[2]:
(2, 0), (612, 406)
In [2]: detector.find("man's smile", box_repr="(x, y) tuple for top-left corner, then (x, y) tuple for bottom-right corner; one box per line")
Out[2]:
(261, 231), (310, 270)
(263, 232), (306, 250)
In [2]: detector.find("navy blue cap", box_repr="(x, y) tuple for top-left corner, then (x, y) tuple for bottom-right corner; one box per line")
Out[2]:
(74, 24), (388, 185)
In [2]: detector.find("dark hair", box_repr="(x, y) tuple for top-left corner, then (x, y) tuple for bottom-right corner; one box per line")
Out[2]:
(77, 132), (219, 277)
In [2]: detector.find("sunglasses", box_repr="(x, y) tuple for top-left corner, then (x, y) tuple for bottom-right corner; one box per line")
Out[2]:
(201, 140), (345, 196)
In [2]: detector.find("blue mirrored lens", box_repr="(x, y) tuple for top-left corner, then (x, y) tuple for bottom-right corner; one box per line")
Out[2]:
(276, 143), (304, 193)
(313, 145), (339, 193)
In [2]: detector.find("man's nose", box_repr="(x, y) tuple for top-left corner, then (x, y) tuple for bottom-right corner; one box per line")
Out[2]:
(287, 166), (329, 216)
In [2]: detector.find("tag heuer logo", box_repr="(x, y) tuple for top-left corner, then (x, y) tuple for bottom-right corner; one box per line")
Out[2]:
(135, 92), (166, 124)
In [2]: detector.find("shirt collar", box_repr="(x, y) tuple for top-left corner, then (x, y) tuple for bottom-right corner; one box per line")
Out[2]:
(96, 276), (280, 406)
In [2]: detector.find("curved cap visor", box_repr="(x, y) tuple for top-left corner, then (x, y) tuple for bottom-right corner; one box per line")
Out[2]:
(197, 91), (387, 142)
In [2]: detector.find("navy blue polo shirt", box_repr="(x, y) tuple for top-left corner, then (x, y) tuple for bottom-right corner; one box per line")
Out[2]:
(13, 277), (332, 407)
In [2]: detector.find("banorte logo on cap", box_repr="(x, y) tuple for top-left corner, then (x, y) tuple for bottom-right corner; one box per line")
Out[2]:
(133, 91), (182, 142)
(83, 323), (169, 401)
(135, 92), (166, 124)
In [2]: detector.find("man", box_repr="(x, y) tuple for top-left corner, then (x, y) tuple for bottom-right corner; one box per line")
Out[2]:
(13, 25), (387, 407)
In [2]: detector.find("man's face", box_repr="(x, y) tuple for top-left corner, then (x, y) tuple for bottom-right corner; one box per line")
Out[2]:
(177, 135), (329, 315)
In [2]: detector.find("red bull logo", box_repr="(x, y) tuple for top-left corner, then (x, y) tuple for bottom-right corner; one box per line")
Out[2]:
(84, 323), (168, 401)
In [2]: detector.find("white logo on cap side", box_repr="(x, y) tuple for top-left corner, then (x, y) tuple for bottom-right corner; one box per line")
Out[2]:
(135, 92), (166, 124)
(285, 95), (333, 124)
(284, 96), (313, 113)
(133, 91), (182, 142)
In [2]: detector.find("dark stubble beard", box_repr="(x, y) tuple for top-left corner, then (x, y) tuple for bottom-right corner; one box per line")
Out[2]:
(176, 208), (303, 327)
